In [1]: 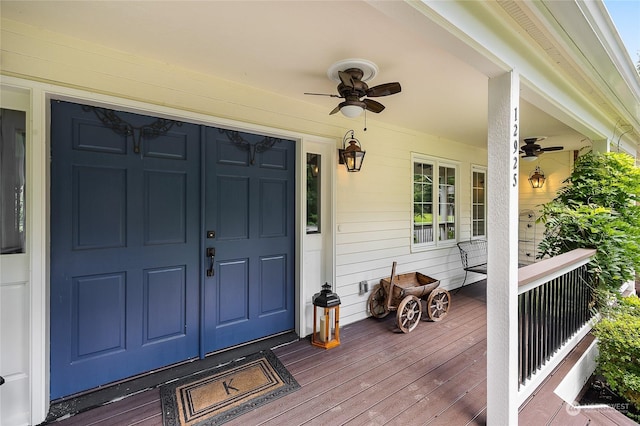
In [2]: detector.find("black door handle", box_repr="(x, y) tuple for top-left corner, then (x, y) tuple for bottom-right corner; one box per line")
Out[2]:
(206, 247), (215, 277)
(0, 376), (5, 386)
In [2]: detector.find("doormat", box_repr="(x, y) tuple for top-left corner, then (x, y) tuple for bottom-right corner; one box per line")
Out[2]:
(160, 350), (299, 425)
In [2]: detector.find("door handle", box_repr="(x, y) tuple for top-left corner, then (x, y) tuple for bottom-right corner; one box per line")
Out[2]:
(206, 247), (216, 277)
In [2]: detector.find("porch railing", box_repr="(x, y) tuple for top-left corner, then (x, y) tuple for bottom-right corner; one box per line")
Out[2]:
(516, 248), (597, 402)
(413, 225), (433, 244)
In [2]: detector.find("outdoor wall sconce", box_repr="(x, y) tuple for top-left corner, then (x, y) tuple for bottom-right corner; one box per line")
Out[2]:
(528, 166), (546, 189)
(311, 283), (341, 349)
(307, 153), (319, 177)
(338, 130), (365, 172)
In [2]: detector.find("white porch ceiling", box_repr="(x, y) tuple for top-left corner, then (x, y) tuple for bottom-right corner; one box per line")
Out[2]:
(1, 0), (588, 151)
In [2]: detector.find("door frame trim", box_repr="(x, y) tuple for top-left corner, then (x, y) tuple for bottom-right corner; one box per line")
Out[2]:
(0, 75), (336, 424)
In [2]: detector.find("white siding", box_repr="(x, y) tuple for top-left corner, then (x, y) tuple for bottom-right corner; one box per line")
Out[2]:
(335, 129), (486, 324)
(518, 151), (573, 264)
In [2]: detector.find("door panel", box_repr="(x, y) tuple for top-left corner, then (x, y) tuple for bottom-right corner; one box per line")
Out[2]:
(50, 101), (201, 399)
(73, 165), (127, 249)
(203, 128), (295, 353)
(72, 273), (126, 359)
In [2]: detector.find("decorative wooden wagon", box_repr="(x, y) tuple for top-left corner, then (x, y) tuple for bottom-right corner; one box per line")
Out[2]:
(368, 262), (451, 333)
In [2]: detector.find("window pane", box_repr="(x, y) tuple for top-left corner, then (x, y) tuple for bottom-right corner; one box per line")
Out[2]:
(413, 161), (434, 244)
(1, 108), (27, 254)
(413, 158), (458, 246)
(438, 166), (455, 241)
(472, 170), (486, 237)
(306, 153), (320, 233)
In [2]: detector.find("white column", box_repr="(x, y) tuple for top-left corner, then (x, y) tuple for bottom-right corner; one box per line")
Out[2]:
(487, 71), (520, 425)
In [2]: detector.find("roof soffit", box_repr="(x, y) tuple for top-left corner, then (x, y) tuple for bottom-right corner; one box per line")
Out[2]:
(516, 0), (639, 144)
(412, 0), (638, 148)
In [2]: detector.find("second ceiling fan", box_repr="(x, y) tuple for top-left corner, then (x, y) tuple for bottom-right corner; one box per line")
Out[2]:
(520, 137), (563, 161)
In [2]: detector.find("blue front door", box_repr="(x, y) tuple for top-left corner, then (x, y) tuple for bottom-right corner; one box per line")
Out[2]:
(50, 101), (295, 399)
(203, 128), (295, 353)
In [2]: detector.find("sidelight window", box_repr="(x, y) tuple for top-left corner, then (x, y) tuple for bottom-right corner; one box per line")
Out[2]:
(1, 108), (27, 254)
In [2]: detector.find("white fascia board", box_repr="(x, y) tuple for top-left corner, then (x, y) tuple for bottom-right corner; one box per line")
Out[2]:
(390, 1), (638, 147)
(529, 1), (640, 137)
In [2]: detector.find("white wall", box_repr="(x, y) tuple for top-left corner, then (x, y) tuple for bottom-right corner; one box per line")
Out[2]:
(335, 127), (486, 324)
(518, 151), (573, 264)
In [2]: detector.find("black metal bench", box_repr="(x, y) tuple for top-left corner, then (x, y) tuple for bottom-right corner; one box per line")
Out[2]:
(457, 239), (487, 287)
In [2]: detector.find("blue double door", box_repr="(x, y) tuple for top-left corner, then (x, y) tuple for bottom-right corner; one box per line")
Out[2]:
(50, 101), (295, 399)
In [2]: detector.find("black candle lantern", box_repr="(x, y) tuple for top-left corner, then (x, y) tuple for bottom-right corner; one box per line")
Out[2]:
(338, 130), (365, 172)
(311, 283), (341, 349)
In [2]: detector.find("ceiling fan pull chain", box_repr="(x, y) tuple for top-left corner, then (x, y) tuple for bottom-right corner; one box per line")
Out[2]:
(363, 109), (367, 132)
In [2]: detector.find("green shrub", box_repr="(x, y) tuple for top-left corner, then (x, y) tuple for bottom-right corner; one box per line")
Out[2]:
(593, 295), (640, 412)
(539, 152), (640, 293)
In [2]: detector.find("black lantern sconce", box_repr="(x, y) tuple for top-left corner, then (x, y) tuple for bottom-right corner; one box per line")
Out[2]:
(338, 130), (365, 172)
(307, 153), (319, 178)
(528, 166), (546, 189)
(311, 283), (341, 349)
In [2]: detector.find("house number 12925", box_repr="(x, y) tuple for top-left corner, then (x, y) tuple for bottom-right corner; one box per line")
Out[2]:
(512, 107), (519, 187)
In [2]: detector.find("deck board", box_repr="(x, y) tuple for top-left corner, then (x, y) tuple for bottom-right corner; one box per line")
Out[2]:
(46, 281), (637, 426)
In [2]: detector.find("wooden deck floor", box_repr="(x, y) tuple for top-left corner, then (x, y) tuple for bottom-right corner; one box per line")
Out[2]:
(45, 281), (637, 425)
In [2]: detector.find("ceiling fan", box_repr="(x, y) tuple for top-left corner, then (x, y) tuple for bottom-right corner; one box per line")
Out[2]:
(305, 59), (401, 118)
(520, 137), (563, 161)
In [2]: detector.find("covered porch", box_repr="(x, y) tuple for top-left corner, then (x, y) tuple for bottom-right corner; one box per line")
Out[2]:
(1, 1), (639, 424)
(47, 279), (635, 425)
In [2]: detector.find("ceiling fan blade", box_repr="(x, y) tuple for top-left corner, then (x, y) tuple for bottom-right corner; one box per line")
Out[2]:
(304, 92), (341, 98)
(521, 143), (541, 151)
(541, 146), (563, 152)
(523, 137), (547, 144)
(366, 82), (401, 97)
(338, 71), (354, 88)
(364, 99), (385, 113)
(329, 105), (341, 115)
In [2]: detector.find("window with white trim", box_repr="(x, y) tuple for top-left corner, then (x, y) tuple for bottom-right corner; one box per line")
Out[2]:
(412, 154), (458, 249)
(472, 166), (487, 238)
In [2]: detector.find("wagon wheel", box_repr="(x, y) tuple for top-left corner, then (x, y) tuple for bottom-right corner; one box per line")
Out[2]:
(396, 295), (422, 333)
(426, 289), (451, 322)
(368, 284), (389, 318)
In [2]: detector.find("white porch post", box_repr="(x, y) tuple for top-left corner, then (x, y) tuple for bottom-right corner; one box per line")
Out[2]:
(487, 70), (520, 425)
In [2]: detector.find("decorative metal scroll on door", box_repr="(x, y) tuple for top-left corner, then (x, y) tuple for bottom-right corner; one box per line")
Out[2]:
(82, 106), (182, 154)
(218, 129), (280, 165)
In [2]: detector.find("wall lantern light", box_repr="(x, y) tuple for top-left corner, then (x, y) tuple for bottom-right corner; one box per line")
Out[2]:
(338, 130), (365, 172)
(307, 153), (319, 177)
(311, 282), (341, 349)
(528, 166), (546, 189)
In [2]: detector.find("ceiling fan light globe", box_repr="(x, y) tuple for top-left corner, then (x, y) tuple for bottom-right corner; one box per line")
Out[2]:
(522, 155), (538, 162)
(340, 104), (364, 118)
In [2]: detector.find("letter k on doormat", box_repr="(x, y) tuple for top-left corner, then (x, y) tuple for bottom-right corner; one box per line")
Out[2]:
(161, 350), (299, 425)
